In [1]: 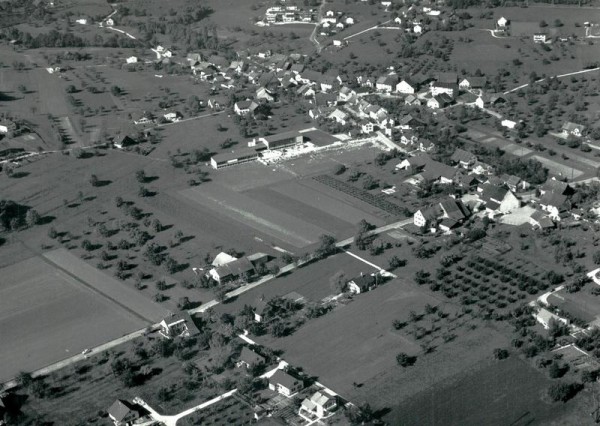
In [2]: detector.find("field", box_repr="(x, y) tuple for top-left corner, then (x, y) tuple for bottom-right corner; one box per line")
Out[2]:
(0, 255), (148, 382)
(390, 356), (580, 426)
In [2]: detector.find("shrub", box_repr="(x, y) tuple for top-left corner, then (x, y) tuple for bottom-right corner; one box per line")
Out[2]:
(547, 382), (582, 402)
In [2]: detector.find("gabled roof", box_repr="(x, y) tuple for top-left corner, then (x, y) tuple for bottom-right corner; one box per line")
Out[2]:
(235, 100), (258, 111)
(562, 121), (586, 132)
(309, 391), (333, 407)
(406, 153), (431, 168)
(162, 312), (200, 335)
(540, 179), (572, 195)
(417, 206), (441, 222)
(450, 148), (476, 164)
(480, 183), (509, 203)
(433, 94), (453, 106)
(349, 274), (376, 290)
(108, 400), (139, 422)
(270, 369), (301, 390)
(214, 257), (255, 279)
(539, 192), (569, 208)
(421, 160), (457, 181)
(440, 199), (469, 221)
(239, 346), (266, 365)
(462, 76), (487, 87)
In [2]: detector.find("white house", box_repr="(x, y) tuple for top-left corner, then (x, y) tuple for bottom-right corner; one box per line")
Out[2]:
(533, 33), (547, 43)
(126, 56), (138, 64)
(501, 119), (517, 129)
(333, 40), (342, 47)
(328, 109), (348, 125)
(268, 369), (303, 397)
(562, 122), (586, 138)
(413, 24), (423, 34)
(106, 18), (114, 26)
(159, 312), (200, 339)
(345, 17), (355, 25)
(75, 18), (87, 25)
(299, 391), (337, 420)
(234, 100), (258, 116)
(163, 112), (182, 122)
(396, 79), (416, 94)
(107, 400), (143, 426)
(479, 183), (520, 216)
(497, 17), (508, 28)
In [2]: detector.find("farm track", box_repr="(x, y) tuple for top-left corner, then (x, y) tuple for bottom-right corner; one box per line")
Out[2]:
(313, 174), (406, 217)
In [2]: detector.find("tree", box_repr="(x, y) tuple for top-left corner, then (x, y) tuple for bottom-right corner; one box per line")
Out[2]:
(314, 234), (337, 259)
(138, 186), (150, 197)
(396, 352), (416, 367)
(25, 209), (40, 227)
(388, 256), (407, 270)
(329, 270), (347, 293)
(89, 174), (99, 187)
(493, 348), (509, 360)
(65, 84), (77, 93)
(178, 296), (191, 310)
(15, 371), (33, 388)
(135, 169), (146, 183)
(156, 279), (167, 291)
(547, 382), (582, 402)
(593, 251), (600, 265)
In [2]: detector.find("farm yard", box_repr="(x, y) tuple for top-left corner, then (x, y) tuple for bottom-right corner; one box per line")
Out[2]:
(0, 255), (148, 382)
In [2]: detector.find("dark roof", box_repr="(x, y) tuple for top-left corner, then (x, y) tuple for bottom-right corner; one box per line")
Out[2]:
(433, 94), (454, 106)
(270, 369), (301, 390)
(539, 192), (569, 208)
(240, 347), (266, 365)
(162, 311), (200, 335)
(407, 153), (431, 168)
(450, 148), (476, 164)
(463, 76), (487, 87)
(350, 274), (376, 290)
(108, 400), (139, 422)
(530, 210), (554, 228)
(541, 179), (572, 195)
(421, 160), (457, 181)
(440, 200), (469, 221)
(215, 257), (255, 279)
(480, 183), (509, 204)
(418, 206), (441, 222)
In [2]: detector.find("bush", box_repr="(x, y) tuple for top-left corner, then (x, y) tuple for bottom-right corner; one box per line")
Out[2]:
(396, 352), (416, 367)
(547, 382), (582, 402)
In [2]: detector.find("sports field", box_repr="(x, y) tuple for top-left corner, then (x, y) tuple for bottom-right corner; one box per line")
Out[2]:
(0, 256), (149, 382)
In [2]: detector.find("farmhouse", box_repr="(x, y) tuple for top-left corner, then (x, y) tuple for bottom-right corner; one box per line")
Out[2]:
(210, 147), (262, 169)
(376, 74), (399, 92)
(347, 274), (377, 294)
(539, 179), (574, 196)
(125, 56), (138, 64)
(234, 100), (259, 116)
(533, 33), (548, 43)
(256, 87), (275, 102)
(114, 135), (138, 149)
(479, 184), (520, 216)
(459, 77), (487, 90)
(396, 153), (431, 173)
(237, 346), (266, 369)
(501, 119), (517, 129)
(414, 199), (470, 229)
(268, 369), (304, 397)
(427, 94), (453, 109)
(539, 192), (571, 221)
(299, 391), (337, 420)
(561, 122), (586, 138)
(107, 399), (145, 426)
(159, 312), (200, 339)
(209, 257), (255, 282)
(396, 79), (417, 94)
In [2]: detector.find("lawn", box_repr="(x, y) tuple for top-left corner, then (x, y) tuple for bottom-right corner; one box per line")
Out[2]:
(215, 251), (379, 316)
(254, 281), (446, 397)
(0, 256), (147, 382)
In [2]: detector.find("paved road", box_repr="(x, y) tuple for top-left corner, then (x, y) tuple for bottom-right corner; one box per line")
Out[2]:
(1, 218), (412, 390)
(504, 67), (600, 95)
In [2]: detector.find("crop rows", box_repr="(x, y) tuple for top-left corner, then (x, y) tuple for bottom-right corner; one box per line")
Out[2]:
(313, 174), (406, 217)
